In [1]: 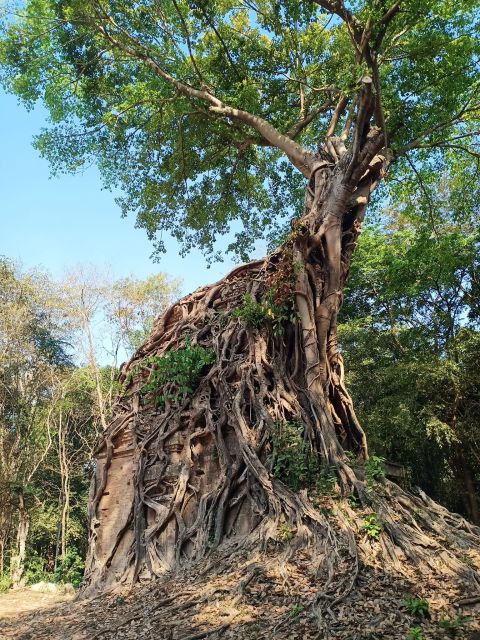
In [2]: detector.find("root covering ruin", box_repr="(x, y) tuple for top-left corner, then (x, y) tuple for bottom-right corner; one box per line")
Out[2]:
(78, 143), (480, 630)
(78, 250), (480, 628)
(2, 498), (480, 639)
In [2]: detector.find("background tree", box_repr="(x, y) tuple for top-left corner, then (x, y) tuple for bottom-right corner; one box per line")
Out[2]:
(0, 260), (179, 589)
(0, 258), (69, 586)
(340, 154), (480, 522)
(58, 266), (180, 428)
(1, 0), (479, 597)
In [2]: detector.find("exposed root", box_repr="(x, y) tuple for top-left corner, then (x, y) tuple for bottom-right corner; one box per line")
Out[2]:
(80, 153), (480, 620)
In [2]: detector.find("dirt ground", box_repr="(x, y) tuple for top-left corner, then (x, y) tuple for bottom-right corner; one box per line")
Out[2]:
(0, 588), (74, 621)
(0, 546), (479, 640)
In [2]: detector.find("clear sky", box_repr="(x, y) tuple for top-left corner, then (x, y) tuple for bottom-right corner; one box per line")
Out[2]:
(0, 89), (237, 296)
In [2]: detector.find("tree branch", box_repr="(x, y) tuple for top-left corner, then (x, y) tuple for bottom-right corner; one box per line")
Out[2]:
(326, 95), (349, 137)
(286, 102), (332, 139)
(93, 18), (316, 176)
(171, 0), (205, 86)
(191, 2), (243, 81)
(373, 1), (403, 50)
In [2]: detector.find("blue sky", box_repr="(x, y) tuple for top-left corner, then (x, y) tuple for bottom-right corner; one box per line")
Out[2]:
(0, 89), (236, 296)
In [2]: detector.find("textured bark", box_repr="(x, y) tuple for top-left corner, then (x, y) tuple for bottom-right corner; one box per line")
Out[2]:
(10, 492), (29, 588)
(82, 133), (480, 600)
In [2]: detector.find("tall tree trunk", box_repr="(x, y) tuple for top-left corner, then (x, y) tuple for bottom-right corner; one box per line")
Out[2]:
(54, 493), (62, 573)
(10, 492), (29, 588)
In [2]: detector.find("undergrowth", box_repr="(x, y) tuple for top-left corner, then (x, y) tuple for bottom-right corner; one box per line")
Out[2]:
(233, 289), (296, 337)
(269, 420), (336, 493)
(361, 513), (384, 539)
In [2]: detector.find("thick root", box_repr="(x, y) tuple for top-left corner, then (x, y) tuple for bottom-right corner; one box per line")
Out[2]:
(82, 254), (480, 609)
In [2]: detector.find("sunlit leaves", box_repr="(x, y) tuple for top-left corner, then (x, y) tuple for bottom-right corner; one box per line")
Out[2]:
(1, 0), (479, 257)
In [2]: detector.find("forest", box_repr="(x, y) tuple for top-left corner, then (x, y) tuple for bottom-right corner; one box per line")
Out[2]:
(0, 0), (479, 638)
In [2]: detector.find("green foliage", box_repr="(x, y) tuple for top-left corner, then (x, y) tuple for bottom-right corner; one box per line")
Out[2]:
(406, 628), (425, 640)
(288, 603), (304, 618)
(403, 597), (430, 617)
(0, 574), (12, 592)
(0, 260), (178, 587)
(233, 289), (296, 336)
(365, 456), (386, 486)
(135, 340), (215, 408)
(25, 549), (48, 584)
(54, 547), (84, 587)
(277, 523), (295, 543)
(439, 615), (471, 637)
(233, 293), (267, 328)
(316, 466), (337, 496)
(361, 513), (384, 539)
(2, 0), (478, 260)
(348, 492), (361, 509)
(340, 162), (480, 519)
(270, 420), (336, 493)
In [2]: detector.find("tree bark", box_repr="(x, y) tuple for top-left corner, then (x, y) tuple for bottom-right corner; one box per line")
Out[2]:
(10, 492), (29, 588)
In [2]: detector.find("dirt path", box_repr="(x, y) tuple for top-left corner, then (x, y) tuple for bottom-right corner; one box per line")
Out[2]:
(0, 588), (74, 620)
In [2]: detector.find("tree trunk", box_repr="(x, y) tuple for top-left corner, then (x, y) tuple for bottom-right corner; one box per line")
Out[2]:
(455, 450), (480, 525)
(10, 492), (29, 588)
(82, 144), (480, 598)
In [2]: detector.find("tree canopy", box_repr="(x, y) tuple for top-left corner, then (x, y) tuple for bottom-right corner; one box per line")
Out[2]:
(339, 153), (480, 521)
(1, 0), (479, 259)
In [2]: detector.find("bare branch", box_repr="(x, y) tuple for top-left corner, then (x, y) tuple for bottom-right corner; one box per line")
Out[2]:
(396, 102), (480, 156)
(286, 103), (332, 139)
(326, 95), (349, 137)
(350, 77), (374, 159)
(311, 0), (363, 41)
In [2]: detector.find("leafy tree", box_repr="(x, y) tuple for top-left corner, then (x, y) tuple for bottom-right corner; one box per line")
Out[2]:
(0, 258), (70, 585)
(58, 266), (180, 429)
(0, 259), (179, 588)
(340, 156), (480, 522)
(1, 0), (479, 593)
(106, 273), (181, 355)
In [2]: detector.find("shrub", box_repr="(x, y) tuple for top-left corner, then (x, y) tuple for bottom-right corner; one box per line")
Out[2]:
(232, 293), (267, 328)
(361, 513), (384, 539)
(403, 596), (430, 617)
(0, 574), (12, 592)
(439, 614), (471, 637)
(288, 603), (304, 618)
(277, 523), (295, 542)
(133, 339), (215, 408)
(233, 290), (296, 336)
(25, 548), (48, 584)
(270, 421), (335, 493)
(365, 455), (386, 486)
(407, 628), (425, 640)
(54, 547), (84, 587)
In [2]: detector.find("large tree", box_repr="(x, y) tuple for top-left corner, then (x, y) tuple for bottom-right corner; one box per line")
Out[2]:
(339, 155), (480, 523)
(1, 0), (480, 596)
